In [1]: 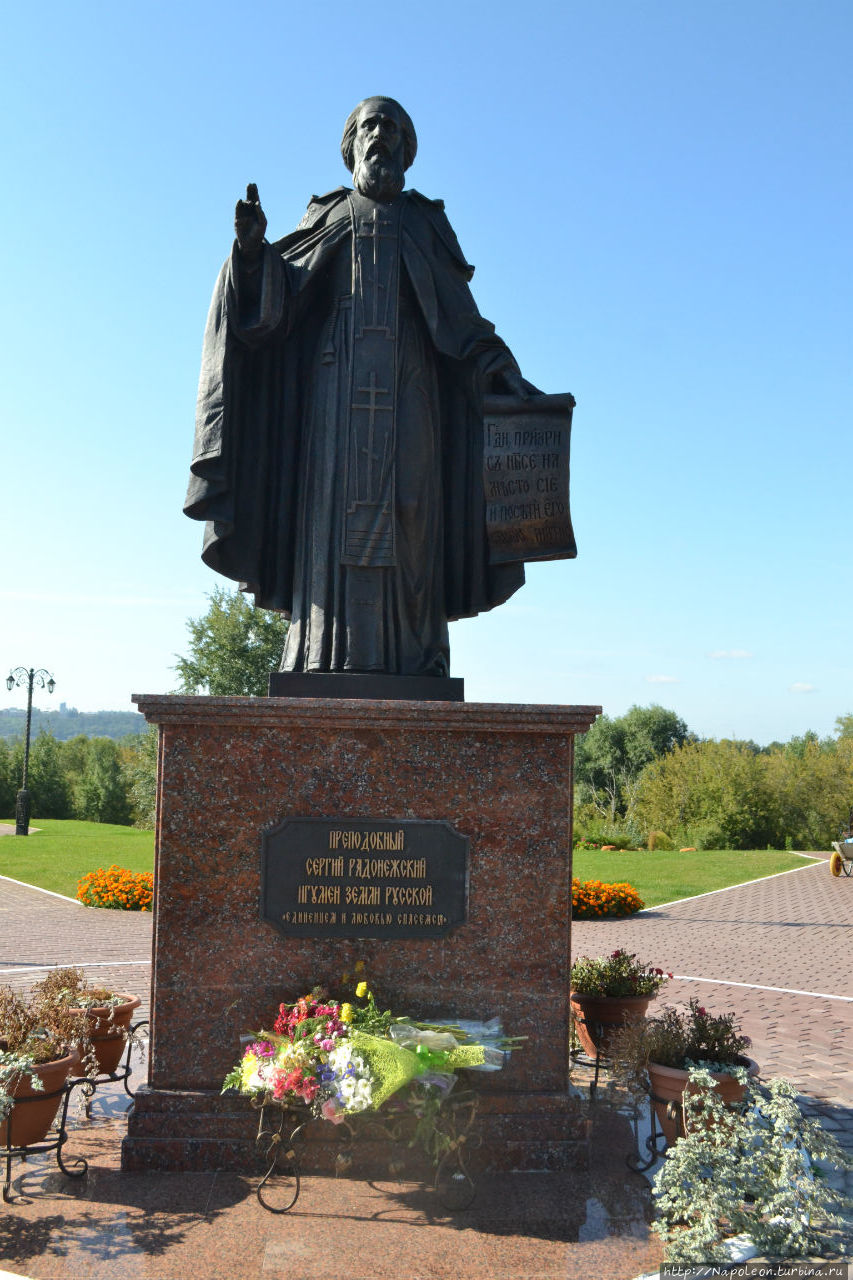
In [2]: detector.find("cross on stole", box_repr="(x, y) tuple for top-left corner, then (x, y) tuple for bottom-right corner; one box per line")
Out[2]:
(357, 207), (396, 329)
(358, 207), (395, 266)
(352, 370), (392, 492)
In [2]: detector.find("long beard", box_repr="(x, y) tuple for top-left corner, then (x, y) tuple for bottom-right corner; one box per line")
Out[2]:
(353, 154), (404, 201)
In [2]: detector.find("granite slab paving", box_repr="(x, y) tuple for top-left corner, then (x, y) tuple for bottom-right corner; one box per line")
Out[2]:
(3, 855), (852, 1275)
(0, 874), (661, 1278)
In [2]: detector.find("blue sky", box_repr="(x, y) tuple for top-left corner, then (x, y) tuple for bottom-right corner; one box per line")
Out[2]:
(1, 1), (850, 744)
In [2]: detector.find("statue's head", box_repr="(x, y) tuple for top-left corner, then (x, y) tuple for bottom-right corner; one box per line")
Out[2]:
(341, 97), (417, 201)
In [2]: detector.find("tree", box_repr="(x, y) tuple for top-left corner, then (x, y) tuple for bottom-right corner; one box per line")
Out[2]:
(634, 738), (778, 849)
(0, 739), (16, 817)
(72, 738), (132, 825)
(120, 726), (158, 828)
(765, 735), (853, 848)
(174, 586), (289, 696)
(835, 714), (853, 740)
(575, 704), (692, 822)
(16, 732), (73, 819)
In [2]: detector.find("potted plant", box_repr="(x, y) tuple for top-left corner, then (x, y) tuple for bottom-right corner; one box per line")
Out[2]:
(615, 997), (758, 1146)
(570, 950), (671, 1059)
(0, 985), (81, 1150)
(33, 968), (141, 1076)
(653, 1068), (851, 1263)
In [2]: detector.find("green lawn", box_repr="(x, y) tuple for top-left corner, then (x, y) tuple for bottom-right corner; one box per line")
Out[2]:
(0, 819), (154, 898)
(0, 822), (819, 908)
(572, 847), (819, 909)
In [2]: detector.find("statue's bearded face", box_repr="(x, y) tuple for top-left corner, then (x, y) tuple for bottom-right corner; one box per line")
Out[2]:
(352, 102), (406, 201)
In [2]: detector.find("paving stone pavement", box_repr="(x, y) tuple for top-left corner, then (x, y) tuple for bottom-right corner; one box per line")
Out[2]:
(572, 856), (852, 1106)
(1, 857), (851, 1275)
(0, 877), (152, 1020)
(573, 852), (853, 1253)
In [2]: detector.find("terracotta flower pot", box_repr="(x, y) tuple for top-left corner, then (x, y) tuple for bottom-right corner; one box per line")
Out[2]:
(0, 1048), (80, 1150)
(647, 1056), (758, 1147)
(70, 993), (141, 1075)
(570, 993), (653, 1060)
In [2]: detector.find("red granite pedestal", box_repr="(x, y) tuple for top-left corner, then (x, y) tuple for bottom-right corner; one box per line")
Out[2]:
(122, 695), (599, 1173)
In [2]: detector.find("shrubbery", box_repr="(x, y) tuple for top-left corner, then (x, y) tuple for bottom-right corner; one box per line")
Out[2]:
(572, 878), (644, 918)
(647, 829), (675, 851)
(575, 707), (853, 850)
(77, 864), (153, 911)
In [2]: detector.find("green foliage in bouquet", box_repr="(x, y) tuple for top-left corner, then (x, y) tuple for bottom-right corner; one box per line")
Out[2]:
(222, 973), (521, 1163)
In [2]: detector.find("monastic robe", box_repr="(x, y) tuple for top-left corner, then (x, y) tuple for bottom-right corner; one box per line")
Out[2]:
(184, 186), (525, 676)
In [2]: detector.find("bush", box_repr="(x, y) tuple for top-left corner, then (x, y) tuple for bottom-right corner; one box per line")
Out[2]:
(653, 1071), (851, 1263)
(647, 830), (675, 851)
(573, 812), (644, 849)
(77, 864), (153, 911)
(572, 878), (644, 919)
(685, 820), (727, 851)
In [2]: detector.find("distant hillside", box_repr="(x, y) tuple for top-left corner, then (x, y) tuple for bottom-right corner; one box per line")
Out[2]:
(0, 705), (146, 742)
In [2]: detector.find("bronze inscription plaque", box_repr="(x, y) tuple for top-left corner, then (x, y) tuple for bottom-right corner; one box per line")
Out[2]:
(261, 818), (469, 939)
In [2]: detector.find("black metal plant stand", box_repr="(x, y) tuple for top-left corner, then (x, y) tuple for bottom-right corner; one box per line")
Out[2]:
(79, 1019), (149, 1117)
(568, 1011), (673, 1172)
(2, 1076), (90, 1202)
(252, 1088), (481, 1214)
(626, 1079), (673, 1173)
(569, 1009), (611, 1097)
(2, 1019), (148, 1201)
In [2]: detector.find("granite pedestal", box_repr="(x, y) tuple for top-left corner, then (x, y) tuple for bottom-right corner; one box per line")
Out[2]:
(123, 695), (599, 1173)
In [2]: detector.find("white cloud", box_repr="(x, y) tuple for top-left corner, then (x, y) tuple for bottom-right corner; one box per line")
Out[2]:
(789, 682), (817, 694)
(709, 649), (753, 659)
(646, 674), (680, 684)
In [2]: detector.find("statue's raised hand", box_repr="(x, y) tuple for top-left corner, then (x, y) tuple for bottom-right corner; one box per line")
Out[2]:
(234, 183), (267, 255)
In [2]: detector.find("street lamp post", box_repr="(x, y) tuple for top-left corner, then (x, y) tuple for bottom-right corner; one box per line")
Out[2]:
(6, 667), (56, 836)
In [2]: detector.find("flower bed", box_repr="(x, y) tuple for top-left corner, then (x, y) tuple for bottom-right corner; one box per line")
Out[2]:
(572, 877), (644, 918)
(77, 865), (153, 911)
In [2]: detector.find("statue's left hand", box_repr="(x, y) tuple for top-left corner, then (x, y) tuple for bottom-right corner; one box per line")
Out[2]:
(494, 366), (542, 398)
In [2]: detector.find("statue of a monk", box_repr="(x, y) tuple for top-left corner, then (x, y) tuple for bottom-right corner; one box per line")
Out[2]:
(185, 96), (540, 678)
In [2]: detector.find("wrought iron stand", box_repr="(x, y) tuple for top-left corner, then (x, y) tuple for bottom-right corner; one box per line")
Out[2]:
(568, 1016), (672, 1173)
(79, 1019), (149, 1116)
(569, 1008), (610, 1097)
(252, 1089), (481, 1214)
(626, 1081), (672, 1173)
(2, 1076), (91, 1202)
(2, 1019), (148, 1201)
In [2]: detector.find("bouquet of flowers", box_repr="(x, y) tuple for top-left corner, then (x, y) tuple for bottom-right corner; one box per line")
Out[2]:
(222, 977), (516, 1128)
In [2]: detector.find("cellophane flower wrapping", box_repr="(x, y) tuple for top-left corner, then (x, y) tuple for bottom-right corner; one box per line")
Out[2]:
(222, 987), (519, 1124)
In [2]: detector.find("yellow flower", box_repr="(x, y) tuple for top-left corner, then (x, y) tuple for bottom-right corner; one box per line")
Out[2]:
(240, 1052), (258, 1088)
(356, 981), (368, 998)
(340, 1003), (354, 1023)
(354, 960), (366, 973)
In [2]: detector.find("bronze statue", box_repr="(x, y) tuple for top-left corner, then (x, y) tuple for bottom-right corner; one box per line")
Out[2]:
(185, 97), (559, 679)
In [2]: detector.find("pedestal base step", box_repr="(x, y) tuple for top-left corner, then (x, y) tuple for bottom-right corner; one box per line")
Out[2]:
(122, 1086), (587, 1175)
